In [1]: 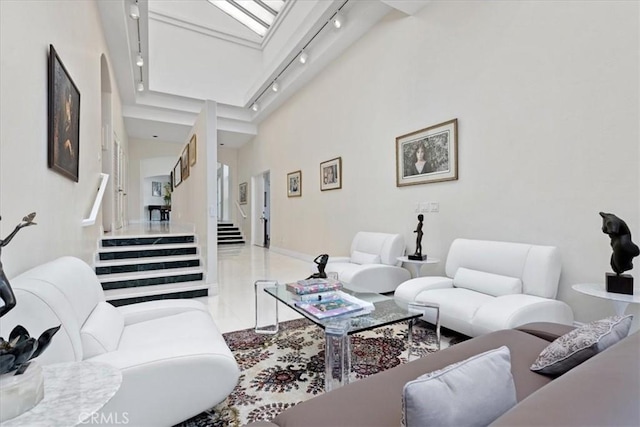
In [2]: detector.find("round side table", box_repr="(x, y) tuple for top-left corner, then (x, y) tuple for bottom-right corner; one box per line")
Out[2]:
(5, 361), (122, 426)
(397, 256), (440, 278)
(572, 283), (640, 316)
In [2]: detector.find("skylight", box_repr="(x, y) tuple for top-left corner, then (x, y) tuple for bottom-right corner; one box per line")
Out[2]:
(208, 0), (285, 37)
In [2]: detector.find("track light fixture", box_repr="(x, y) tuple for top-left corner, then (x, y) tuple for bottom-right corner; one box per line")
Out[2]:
(251, 103), (260, 112)
(332, 12), (345, 29)
(298, 51), (309, 64)
(136, 53), (144, 67)
(137, 81), (144, 92)
(129, 3), (140, 20)
(271, 82), (279, 92)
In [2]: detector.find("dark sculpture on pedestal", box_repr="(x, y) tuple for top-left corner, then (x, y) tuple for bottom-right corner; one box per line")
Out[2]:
(307, 254), (329, 279)
(599, 212), (640, 295)
(409, 214), (427, 261)
(0, 212), (60, 375)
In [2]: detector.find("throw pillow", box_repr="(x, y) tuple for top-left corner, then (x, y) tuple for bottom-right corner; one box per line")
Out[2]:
(350, 250), (381, 265)
(401, 346), (517, 427)
(530, 315), (633, 376)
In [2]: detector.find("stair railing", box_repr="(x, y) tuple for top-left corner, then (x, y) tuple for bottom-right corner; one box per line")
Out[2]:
(235, 201), (247, 219)
(82, 173), (109, 227)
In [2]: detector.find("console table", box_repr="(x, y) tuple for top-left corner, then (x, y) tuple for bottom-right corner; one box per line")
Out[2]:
(5, 361), (121, 426)
(397, 256), (440, 278)
(572, 283), (640, 316)
(148, 205), (171, 221)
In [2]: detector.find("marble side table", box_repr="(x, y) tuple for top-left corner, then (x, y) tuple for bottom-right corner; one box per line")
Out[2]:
(5, 361), (122, 426)
(397, 256), (440, 278)
(572, 283), (640, 316)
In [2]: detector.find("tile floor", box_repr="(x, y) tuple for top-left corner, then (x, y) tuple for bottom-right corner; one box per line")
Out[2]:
(198, 244), (308, 333)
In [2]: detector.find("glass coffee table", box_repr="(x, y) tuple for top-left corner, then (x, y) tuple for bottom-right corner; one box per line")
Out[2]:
(254, 281), (439, 391)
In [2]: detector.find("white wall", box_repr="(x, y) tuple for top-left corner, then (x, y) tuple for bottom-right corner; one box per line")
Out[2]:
(238, 1), (640, 324)
(172, 101), (218, 289)
(128, 138), (181, 221)
(0, 0), (128, 276)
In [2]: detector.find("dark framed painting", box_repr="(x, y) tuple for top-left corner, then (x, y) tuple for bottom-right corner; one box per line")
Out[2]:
(396, 118), (458, 187)
(287, 170), (302, 197)
(320, 157), (342, 191)
(173, 159), (182, 188)
(181, 144), (190, 181)
(48, 45), (80, 182)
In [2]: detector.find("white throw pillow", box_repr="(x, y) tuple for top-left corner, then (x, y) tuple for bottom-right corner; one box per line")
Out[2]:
(402, 346), (517, 427)
(81, 302), (124, 358)
(350, 250), (381, 265)
(453, 267), (522, 297)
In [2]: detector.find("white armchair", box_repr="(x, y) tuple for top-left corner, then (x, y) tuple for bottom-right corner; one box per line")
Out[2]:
(0, 256), (239, 426)
(321, 232), (411, 293)
(394, 239), (574, 337)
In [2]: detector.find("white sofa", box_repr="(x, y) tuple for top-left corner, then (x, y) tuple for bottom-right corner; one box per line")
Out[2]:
(0, 256), (239, 426)
(394, 239), (574, 337)
(322, 232), (411, 293)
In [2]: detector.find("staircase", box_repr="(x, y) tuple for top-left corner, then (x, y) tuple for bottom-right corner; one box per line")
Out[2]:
(96, 233), (209, 306)
(218, 222), (245, 245)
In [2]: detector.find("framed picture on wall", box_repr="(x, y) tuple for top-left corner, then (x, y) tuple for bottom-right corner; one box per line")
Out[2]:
(173, 159), (182, 188)
(189, 134), (197, 166)
(170, 171), (174, 192)
(239, 182), (248, 205)
(396, 118), (458, 187)
(320, 157), (342, 191)
(287, 170), (302, 197)
(181, 144), (190, 180)
(151, 181), (162, 196)
(48, 44), (81, 182)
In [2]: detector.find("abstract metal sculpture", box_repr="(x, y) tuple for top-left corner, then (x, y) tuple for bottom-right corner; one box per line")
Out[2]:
(599, 212), (639, 294)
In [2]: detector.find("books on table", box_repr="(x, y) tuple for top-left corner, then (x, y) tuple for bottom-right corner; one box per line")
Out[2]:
(294, 290), (375, 320)
(286, 278), (343, 295)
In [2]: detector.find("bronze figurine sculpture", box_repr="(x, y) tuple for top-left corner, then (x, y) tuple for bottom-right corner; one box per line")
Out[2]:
(599, 212), (639, 294)
(409, 214), (427, 261)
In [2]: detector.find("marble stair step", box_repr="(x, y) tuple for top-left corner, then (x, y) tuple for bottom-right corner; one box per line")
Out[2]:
(104, 281), (209, 306)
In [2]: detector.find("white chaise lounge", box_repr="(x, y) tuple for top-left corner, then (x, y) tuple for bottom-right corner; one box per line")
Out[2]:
(394, 238), (574, 337)
(0, 256), (239, 426)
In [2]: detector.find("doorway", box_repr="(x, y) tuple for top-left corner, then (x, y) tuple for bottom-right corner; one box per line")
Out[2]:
(251, 170), (270, 248)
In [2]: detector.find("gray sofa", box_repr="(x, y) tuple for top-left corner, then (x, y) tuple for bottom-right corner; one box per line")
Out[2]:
(247, 322), (639, 426)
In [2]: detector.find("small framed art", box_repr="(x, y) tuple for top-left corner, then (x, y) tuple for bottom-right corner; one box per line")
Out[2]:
(173, 159), (182, 188)
(48, 44), (81, 182)
(287, 170), (302, 197)
(239, 182), (248, 204)
(151, 181), (162, 196)
(181, 144), (190, 181)
(189, 134), (197, 166)
(396, 118), (458, 187)
(320, 157), (342, 191)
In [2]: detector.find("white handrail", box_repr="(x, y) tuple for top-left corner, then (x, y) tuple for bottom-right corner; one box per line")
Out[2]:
(235, 201), (247, 219)
(82, 173), (109, 227)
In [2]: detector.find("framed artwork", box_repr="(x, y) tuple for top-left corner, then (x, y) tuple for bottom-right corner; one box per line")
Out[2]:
(320, 157), (342, 191)
(181, 144), (190, 181)
(173, 159), (182, 188)
(287, 170), (302, 197)
(48, 44), (81, 182)
(396, 118), (458, 187)
(189, 134), (197, 166)
(170, 171), (174, 192)
(239, 182), (248, 205)
(151, 181), (162, 196)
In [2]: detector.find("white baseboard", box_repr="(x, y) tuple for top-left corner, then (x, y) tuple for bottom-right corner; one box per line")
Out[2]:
(269, 246), (315, 262)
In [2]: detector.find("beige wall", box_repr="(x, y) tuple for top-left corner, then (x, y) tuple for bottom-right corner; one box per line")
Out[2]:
(239, 1), (640, 325)
(0, 0), (128, 277)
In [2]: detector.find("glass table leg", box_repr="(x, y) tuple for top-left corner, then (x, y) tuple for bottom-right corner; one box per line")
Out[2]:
(324, 319), (350, 392)
(407, 302), (441, 361)
(254, 280), (279, 334)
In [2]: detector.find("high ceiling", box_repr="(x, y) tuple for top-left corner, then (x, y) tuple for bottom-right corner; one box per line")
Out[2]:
(97, 0), (429, 147)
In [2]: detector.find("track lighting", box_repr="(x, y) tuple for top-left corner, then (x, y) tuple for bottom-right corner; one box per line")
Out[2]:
(332, 12), (345, 29)
(271, 82), (279, 92)
(129, 3), (140, 20)
(136, 53), (144, 67)
(137, 81), (144, 92)
(251, 102), (260, 112)
(298, 51), (309, 64)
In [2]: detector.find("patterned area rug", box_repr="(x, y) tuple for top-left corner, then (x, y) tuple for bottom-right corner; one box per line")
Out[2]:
(177, 319), (466, 427)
